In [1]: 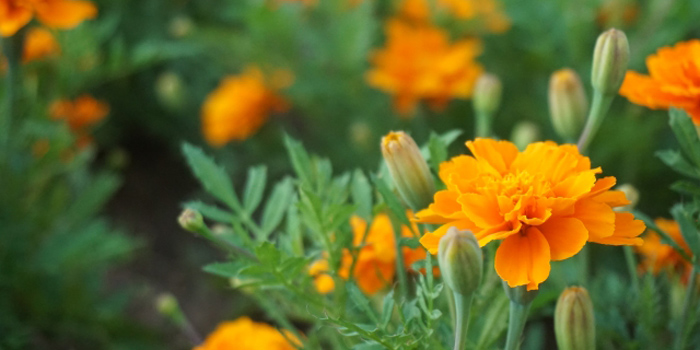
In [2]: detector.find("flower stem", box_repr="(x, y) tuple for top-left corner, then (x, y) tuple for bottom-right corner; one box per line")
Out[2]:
(475, 112), (493, 138)
(1, 30), (25, 158)
(504, 300), (532, 350)
(577, 91), (614, 153)
(623, 246), (640, 292)
(452, 292), (473, 350)
(675, 266), (698, 350)
(393, 222), (409, 300)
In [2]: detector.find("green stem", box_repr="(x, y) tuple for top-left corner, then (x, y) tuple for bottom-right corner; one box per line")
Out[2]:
(393, 219), (409, 300)
(1, 30), (25, 158)
(453, 292), (473, 350)
(623, 246), (640, 292)
(675, 266), (698, 350)
(504, 301), (532, 350)
(577, 91), (614, 153)
(475, 112), (493, 138)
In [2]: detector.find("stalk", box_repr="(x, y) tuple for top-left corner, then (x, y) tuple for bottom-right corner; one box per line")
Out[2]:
(577, 91), (614, 153)
(452, 293), (474, 350)
(675, 266), (698, 350)
(504, 301), (532, 350)
(475, 112), (493, 138)
(623, 246), (640, 292)
(1, 30), (25, 158)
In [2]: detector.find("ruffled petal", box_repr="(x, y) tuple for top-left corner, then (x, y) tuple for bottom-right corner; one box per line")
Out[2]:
(574, 198), (616, 241)
(495, 227), (551, 290)
(589, 212), (645, 246)
(537, 217), (589, 260)
(34, 0), (98, 29)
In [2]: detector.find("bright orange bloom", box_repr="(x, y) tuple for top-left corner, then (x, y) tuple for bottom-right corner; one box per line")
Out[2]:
(310, 213), (432, 295)
(50, 94), (108, 148)
(416, 139), (645, 290)
(194, 317), (300, 350)
(202, 66), (291, 146)
(637, 219), (692, 280)
(619, 39), (700, 125)
(0, 0), (97, 37)
(437, 0), (510, 33)
(22, 27), (60, 62)
(366, 19), (483, 116)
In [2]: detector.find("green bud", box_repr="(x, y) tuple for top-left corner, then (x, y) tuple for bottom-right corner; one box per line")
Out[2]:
(155, 293), (185, 325)
(473, 73), (503, 116)
(438, 227), (483, 296)
(591, 28), (629, 95)
(510, 121), (540, 150)
(614, 183), (639, 212)
(554, 286), (596, 350)
(381, 131), (436, 210)
(549, 69), (587, 142)
(178, 208), (205, 233)
(156, 71), (185, 111)
(502, 281), (539, 306)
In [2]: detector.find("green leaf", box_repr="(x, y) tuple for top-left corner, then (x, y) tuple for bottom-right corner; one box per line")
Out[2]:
(63, 172), (120, 226)
(182, 143), (240, 209)
(284, 135), (313, 186)
(372, 175), (411, 227)
(203, 261), (248, 278)
(656, 150), (700, 179)
(352, 170), (373, 221)
(670, 108), (700, 168)
(243, 165), (267, 213)
(670, 181), (700, 197)
(670, 204), (700, 265)
(380, 290), (395, 329)
(347, 283), (381, 325)
(260, 177), (295, 238)
(255, 242), (282, 267)
(427, 132), (448, 172)
(633, 210), (692, 261)
(184, 201), (234, 222)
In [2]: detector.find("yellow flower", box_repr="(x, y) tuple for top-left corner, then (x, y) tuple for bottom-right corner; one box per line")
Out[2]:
(0, 0), (97, 37)
(310, 213), (433, 295)
(194, 317), (300, 350)
(202, 66), (292, 146)
(636, 219), (693, 281)
(416, 138), (645, 290)
(366, 19), (483, 116)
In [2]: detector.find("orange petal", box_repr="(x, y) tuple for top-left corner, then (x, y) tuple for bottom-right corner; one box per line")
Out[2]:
(419, 220), (475, 254)
(466, 138), (519, 175)
(552, 170), (597, 199)
(34, 0), (98, 29)
(537, 217), (589, 260)
(415, 190), (465, 223)
(495, 227), (551, 290)
(458, 193), (505, 229)
(589, 212), (645, 246)
(0, 5), (32, 37)
(593, 190), (630, 208)
(574, 198), (616, 241)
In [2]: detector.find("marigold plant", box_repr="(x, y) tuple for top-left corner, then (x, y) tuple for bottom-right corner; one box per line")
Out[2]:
(50, 94), (108, 148)
(416, 138), (645, 290)
(619, 39), (700, 125)
(194, 317), (300, 350)
(0, 0), (97, 37)
(202, 66), (292, 147)
(637, 219), (693, 279)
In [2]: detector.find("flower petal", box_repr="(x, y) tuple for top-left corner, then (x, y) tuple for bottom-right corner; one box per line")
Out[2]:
(574, 198), (616, 241)
(466, 138), (519, 175)
(35, 0), (98, 29)
(495, 227), (551, 290)
(537, 217), (589, 260)
(419, 220), (475, 254)
(589, 212), (645, 246)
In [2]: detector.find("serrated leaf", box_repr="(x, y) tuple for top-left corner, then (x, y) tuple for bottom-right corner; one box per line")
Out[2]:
(203, 261), (248, 278)
(657, 149), (700, 179)
(670, 108), (700, 168)
(347, 283), (380, 324)
(671, 204), (700, 264)
(255, 242), (281, 267)
(381, 290), (395, 328)
(184, 201), (234, 222)
(243, 165), (267, 213)
(63, 172), (120, 226)
(352, 170), (373, 221)
(670, 181), (700, 197)
(373, 175), (411, 227)
(182, 143), (240, 209)
(427, 132), (448, 172)
(284, 135), (313, 185)
(260, 177), (295, 239)
(279, 257), (310, 276)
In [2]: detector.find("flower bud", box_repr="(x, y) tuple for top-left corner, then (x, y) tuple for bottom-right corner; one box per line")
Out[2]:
(549, 69), (587, 141)
(554, 286), (596, 350)
(178, 208), (205, 233)
(156, 71), (185, 111)
(155, 293), (185, 325)
(591, 28), (629, 95)
(438, 227), (483, 296)
(381, 131), (435, 210)
(614, 183), (639, 212)
(502, 282), (539, 306)
(473, 73), (503, 116)
(510, 121), (540, 150)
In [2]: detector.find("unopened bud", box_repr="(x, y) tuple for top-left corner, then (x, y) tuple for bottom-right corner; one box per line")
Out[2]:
(156, 71), (185, 111)
(554, 286), (596, 350)
(169, 15), (194, 38)
(473, 73), (502, 116)
(178, 208), (205, 233)
(510, 121), (540, 150)
(503, 282), (539, 306)
(614, 183), (639, 212)
(381, 131), (435, 210)
(591, 28), (629, 95)
(156, 293), (185, 325)
(438, 227), (483, 296)
(549, 69), (587, 142)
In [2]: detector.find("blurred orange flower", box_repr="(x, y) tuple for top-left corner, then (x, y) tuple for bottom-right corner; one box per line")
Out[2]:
(619, 39), (700, 125)
(23, 27), (60, 62)
(366, 19), (483, 116)
(437, 0), (511, 33)
(194, 317), (300, 350)
(416, 139), (645, 290)
(202, 66), (292, 147)
(637, 219), (692, 280)
(0, 0), (97, 37)
(50, 94), (108, 148)
(310, 213), (432, 295)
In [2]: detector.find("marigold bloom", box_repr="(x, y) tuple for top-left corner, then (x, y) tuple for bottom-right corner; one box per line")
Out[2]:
(619, 39), (700, 125)
(194, 317), (300, 350)
(437, 0), (511, 33)
(0, 0), (97, 37)
(636, 219), (692, 279)
(22, 27), (60, 62)
(416, 138), (645, 290)
(50, 94), (108, 148)
(310, 213), (431, 295)
(202, 66), (291, 146)
(366, 20), (483, 115)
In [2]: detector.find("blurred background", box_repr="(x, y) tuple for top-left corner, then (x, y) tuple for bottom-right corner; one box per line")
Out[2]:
(1, 0), (699, 348)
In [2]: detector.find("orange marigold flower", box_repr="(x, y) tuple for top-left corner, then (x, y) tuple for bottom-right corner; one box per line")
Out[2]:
(636, 219), (692, 280)
(202, 66), (291, 147)
(194, 317), (300, 350)
(0, 0), (98, 37)
(310, 213), (432, 295)
(416, 138), (645, 290)
(50, 94), (108, 131)
(23, 27), (60, 62)
(437, 0), (511, 33)
(366, 19), (483, 116)
(619, 39), (700, 125)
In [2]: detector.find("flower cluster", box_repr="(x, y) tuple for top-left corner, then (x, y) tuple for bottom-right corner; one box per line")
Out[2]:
(202, 66), (292, 146)
(0, 0), (97, 37)
(637, 219), (693, 280)
(416, 138), (645, 290)
(310, 213), (431, 295)
(50, 94), (109, 148)
(195, 317), (300, 350)
(619, 39), (700, 125)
